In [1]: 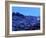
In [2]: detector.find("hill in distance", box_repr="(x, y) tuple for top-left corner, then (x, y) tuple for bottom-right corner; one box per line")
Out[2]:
(12, 12), (40, 31)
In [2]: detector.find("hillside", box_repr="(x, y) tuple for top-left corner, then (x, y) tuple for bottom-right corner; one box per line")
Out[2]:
(12, 12), (40, 31)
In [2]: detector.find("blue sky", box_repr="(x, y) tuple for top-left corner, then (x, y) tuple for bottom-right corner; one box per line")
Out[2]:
(12, 7), (40, 16)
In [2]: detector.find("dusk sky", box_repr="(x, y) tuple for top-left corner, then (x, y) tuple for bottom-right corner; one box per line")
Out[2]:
(12, 7), (40, 16)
